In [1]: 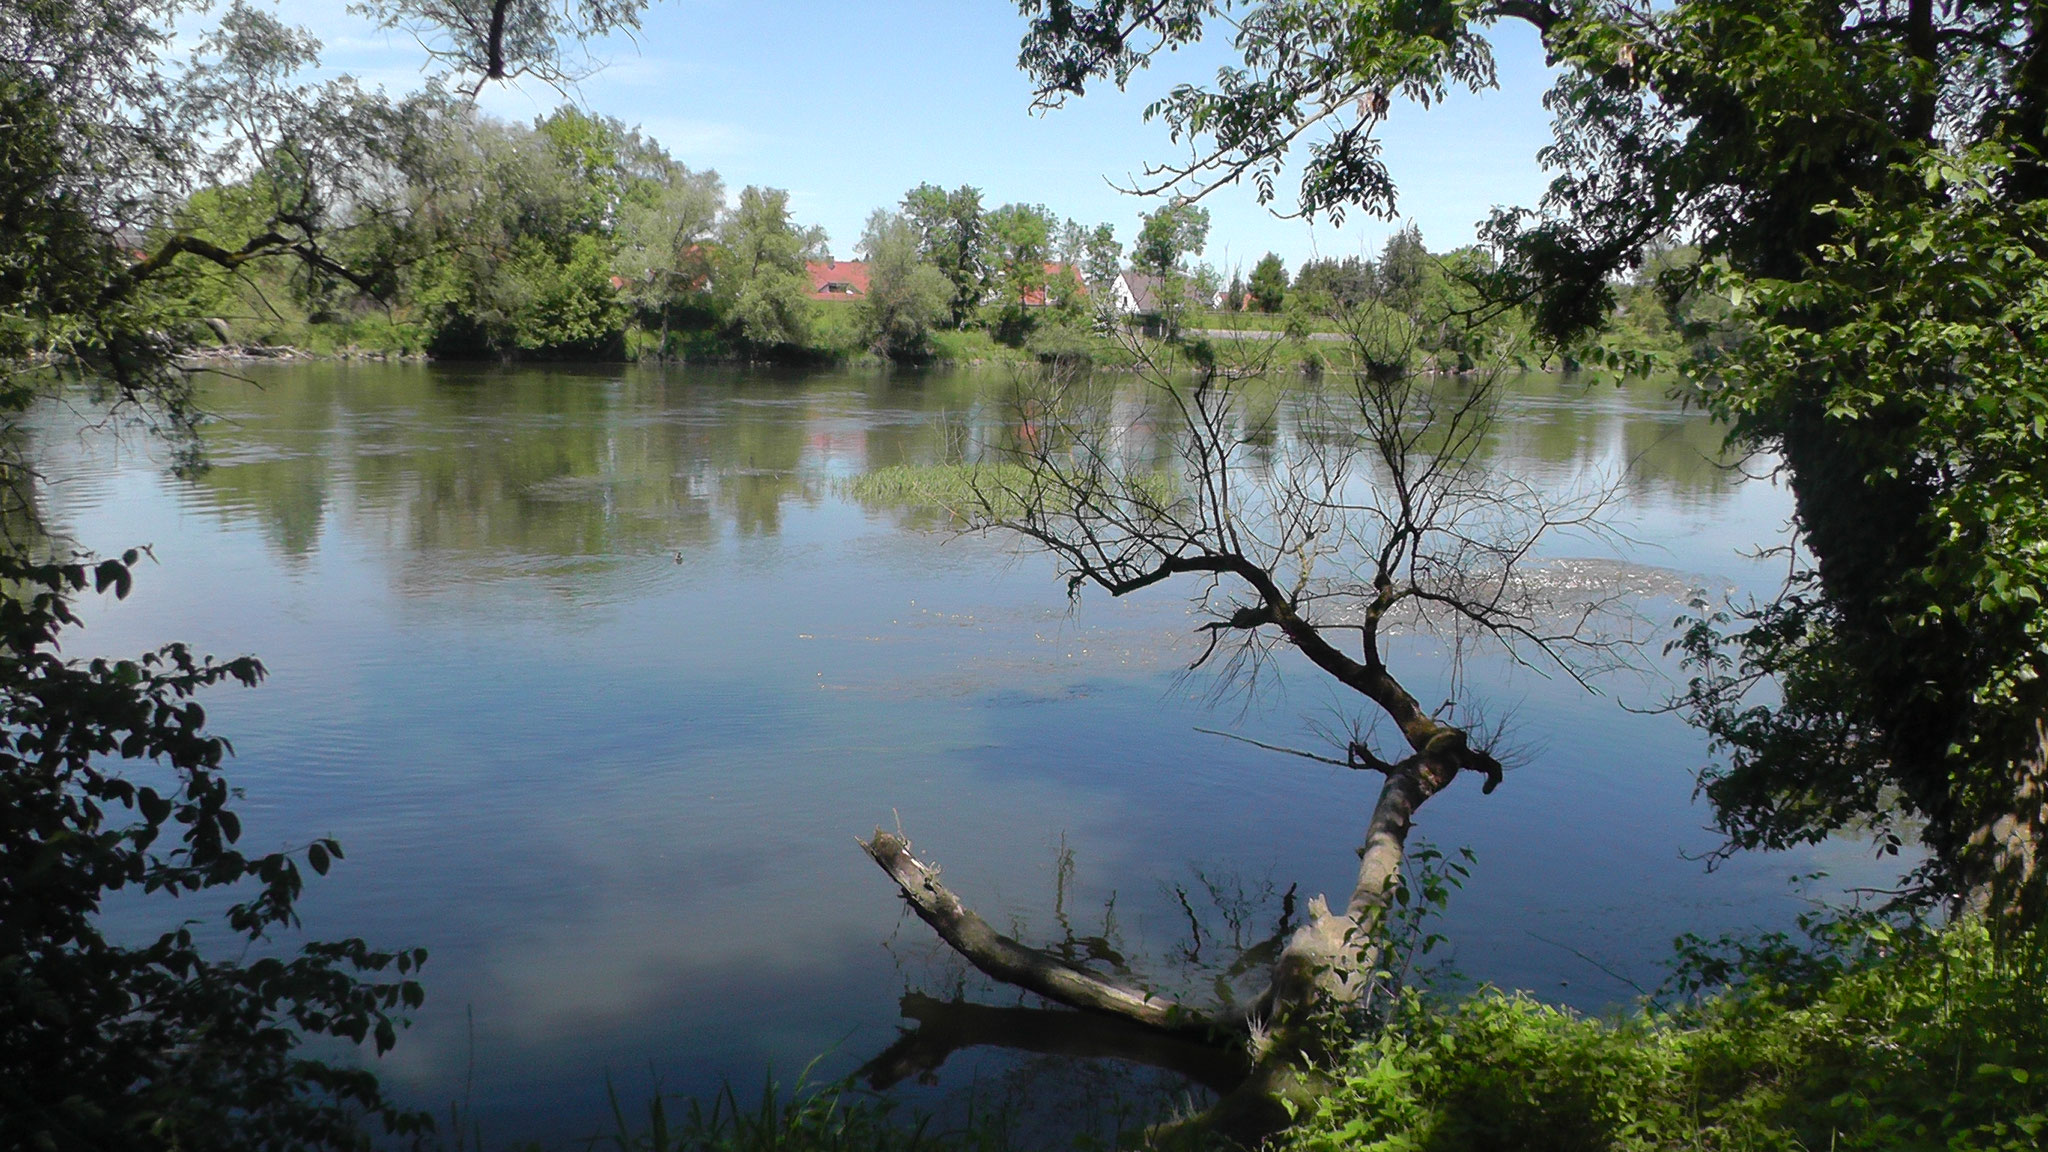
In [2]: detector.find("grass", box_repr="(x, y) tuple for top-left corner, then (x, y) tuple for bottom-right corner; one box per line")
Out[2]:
(840, 462), (1038, 520)
(1187, 309), (1295, 333)
(434, 1070), (1023, 1152)
(843, 462), (1183, 523)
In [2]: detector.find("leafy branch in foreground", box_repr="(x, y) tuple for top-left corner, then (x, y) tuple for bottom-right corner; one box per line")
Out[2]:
(0, 550), (428, 1149)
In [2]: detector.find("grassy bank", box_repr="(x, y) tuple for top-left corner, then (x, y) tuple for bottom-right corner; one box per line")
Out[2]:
(1282, 918), (2048, 1152)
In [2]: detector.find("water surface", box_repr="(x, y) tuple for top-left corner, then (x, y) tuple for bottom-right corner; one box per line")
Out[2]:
(31, 362), (1883, 1141)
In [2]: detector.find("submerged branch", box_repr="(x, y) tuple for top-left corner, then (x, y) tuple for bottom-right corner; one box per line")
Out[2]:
(859, 992), (1248, 1094)
(860, 831), (1222, 1035)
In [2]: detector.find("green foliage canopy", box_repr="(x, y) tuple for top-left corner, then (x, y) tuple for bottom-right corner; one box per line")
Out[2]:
(1017, 0), (2048, 911)
(1132, 200), (1210, 276)
(901, 183), (989, 328)
(718, 185), (827, 350)
(855, 210), (954, 361)
(1247, 251), (1289, 313)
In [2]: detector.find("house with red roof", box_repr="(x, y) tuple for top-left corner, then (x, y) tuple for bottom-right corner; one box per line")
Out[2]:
(807, 260), (1088, 305)
(806, 260), (871, 300)
(1019, 263), (1086, 307)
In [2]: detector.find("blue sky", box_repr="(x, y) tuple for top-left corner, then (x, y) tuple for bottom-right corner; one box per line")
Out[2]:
(278, 1), (1561, 274)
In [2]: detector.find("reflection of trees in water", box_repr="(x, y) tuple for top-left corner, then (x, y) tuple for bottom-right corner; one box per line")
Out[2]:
(173, 365), (1731, 588)
(1485, 373), (1737, 503)
(178, 365), (989, 575)
(863, 370), (1734, 510)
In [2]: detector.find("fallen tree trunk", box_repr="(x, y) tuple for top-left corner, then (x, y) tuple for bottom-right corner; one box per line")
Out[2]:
(859, 830), (1217, 1035)
(860, 744), (1477, 1144)
(855, 346), (1595, 1142)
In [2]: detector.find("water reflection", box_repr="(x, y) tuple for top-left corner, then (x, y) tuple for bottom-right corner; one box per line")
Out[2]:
(19, 363), (1858, 1145)
(179, 365), (1738, 578)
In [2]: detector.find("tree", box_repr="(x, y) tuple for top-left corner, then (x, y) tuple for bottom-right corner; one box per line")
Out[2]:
(3, 0), (631, 1139)
(1375, 223), (1431, 315)
(985, 202), (1058, 344)
(2, 0), (422, 411)
(1247, 251), (1288, 312)
(410, 107), (635, 359)
(354, 0), (652, 97)
(1077, 223), (1122, 294)
(1132, 201), (1210, 277)
(1013, 0), (2048, 917)
(1291, 256), (1374, 311)
(0, 553), (430, 1149)
(986, 203), (1057, 309)
(611, 142), (725, 357)
(1053, 217), (1090, 268)
(716, 185), (826, 350)
(864, 311), (1629, 1138)
(901, 183), (988, 328)
(855, 210), (954, 362)
(1680, 145), (2048, 917)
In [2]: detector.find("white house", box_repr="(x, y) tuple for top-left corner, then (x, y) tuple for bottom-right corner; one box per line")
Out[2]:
(1110, 271), (1162, 316)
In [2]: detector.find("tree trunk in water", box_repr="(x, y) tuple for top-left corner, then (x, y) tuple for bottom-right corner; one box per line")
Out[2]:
(1198, 752), (1460, 1142)
(860, 831), (1215, 1034)
(861, 749), (1468, 1145)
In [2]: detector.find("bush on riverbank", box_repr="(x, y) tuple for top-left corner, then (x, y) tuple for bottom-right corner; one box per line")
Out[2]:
(1281, 918), (2048, 1152)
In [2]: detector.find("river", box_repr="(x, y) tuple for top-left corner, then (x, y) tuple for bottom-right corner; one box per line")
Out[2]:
(28, 361), (1891, 1143)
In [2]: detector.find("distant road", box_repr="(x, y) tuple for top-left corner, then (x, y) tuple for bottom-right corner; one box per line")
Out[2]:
(1189, 328), (1348, 341)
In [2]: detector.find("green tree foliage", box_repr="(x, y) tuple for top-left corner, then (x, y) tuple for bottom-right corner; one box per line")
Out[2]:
(1603, 243), (1734, 363)
(3, 0), (422, 406)
(717, 186), (826, 350)
(1375, 223), (1430, 315)
(611, 146), (725, 356)
(985, 203), (1056, 308)
(1247, 252), (1288, 313)
(1078, 222), (1123, 296)
(1016, 0), (2048, 911)
(984, 202), (1057, 344)
(854, 210), (953, 362)
(352, 0), (651, 96)
(1290, 256), (1373, 311)
(2, 4), (631, 1141)
(0, 551), (428, 1149)
(1131, 201), (1210, 276)
(1680, 144), (2048, 912)
(412, 107), (638, 358)
(901, 183), (988, 328)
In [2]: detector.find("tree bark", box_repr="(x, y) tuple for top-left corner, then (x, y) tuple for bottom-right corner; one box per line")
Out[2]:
(1968, 717), (2048, 924)
(860, 831), (1216, 1034)
(862, 746), (1471, 1145)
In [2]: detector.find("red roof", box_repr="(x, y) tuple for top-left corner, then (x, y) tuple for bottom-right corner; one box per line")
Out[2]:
(804, 260), (1086, 304)
(1022, 263), (1085, 307)
(806, 260), (870, 300)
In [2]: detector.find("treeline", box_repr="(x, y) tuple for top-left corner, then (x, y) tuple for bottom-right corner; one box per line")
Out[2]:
(152, 104), (1164, 364)
(153, 102), (1708, 370)
(1214, 225), (1726, 373)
